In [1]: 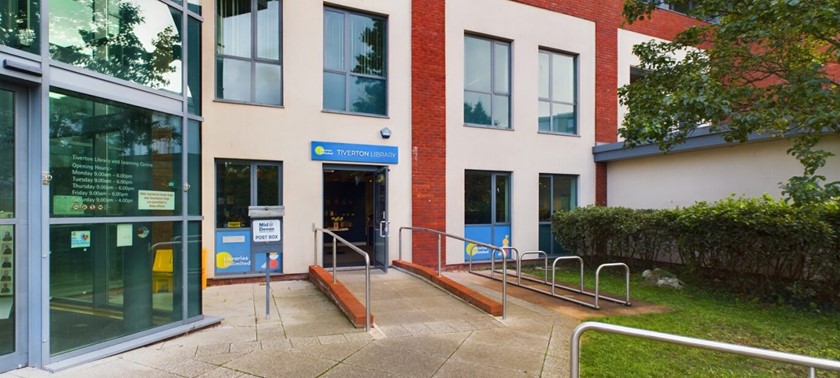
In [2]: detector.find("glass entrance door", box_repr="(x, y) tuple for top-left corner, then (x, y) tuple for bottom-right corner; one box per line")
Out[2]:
(372, 167), (388, 272)
(0, 86), (27, 370)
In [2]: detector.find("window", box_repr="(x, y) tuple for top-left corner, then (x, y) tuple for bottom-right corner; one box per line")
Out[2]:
(464, 35), (510, 128)
(538, 50), (576, 134)
(538, 174), (577, 254)
(630, 66), (647, 84)
(216, 0), (282, 105)
(658, 1), (695, 14)
(323, 8), (387, 116)
(464, 171), (511, 261)
(0, 0), (39, 54)
(49, 0), (183, 93)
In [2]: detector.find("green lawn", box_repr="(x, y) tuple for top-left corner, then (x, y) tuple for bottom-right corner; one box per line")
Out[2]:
(526, 266), (840, 377)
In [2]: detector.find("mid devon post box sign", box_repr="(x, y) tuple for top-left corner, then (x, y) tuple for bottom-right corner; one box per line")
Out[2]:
(311, 141), (398, 165)
(252, 219), (281, 242)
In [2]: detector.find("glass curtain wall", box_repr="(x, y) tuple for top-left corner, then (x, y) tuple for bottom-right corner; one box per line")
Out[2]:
(0, 0), (39, 54)
(0, 90), (16, 357)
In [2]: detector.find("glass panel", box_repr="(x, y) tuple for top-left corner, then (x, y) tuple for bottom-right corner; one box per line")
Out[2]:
(49, 90), (183, 218)
(187, 0), (201, 14)
(256, 165), (279, 206)
(50, 0), (183, 93)
(187, 16), (202, 115)
(553, 176), (576, 212)
(323, 71), (346, 111)
(187, 222), (201, 318)
(552, 53), (575, 103)
(493, 42), (509, 94)
(0, 225), (14, 356)
(0, 0), (39, 54)
(349, 14), (385, 77)
(495, 174), (509, 223)
(217, 57), (252, 102)
(323, 10), (344, 71)
(256, 0), (280, 60)
(349, 76), (386, 115)
(464, 36), (491, 92)
(255, 62), (282, 105)
(538, 100), (551, 132)
(465, 172), (491, 224)
(217, 0), (251, 57)
(552, 103), (576, 134)
(216, 161), (250, 228)
(0, 90), (13, 216)
(538, 223), (552, 255)
(464, 91), (492, 126)
(539, 52), (550, 99)
(187, 120), (201, 216)
(49, 221), (185, 356)
(492, 95), (509, 129)
(538, 176), (551, 222)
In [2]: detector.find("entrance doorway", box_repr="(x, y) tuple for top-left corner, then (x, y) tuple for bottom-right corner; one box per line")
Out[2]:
(0, 84), (28, 370)
(322, 166), (388, 271)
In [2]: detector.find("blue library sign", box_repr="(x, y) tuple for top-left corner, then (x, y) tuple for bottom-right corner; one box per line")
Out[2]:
(311, 141), (399, 164)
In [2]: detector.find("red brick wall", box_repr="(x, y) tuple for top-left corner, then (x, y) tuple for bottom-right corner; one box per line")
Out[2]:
(411, 0), (447, 266)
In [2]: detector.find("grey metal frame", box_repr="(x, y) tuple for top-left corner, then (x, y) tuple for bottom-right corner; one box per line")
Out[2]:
(215, 0), (284, 106)
(323, 6), (388, 116)
(570, 322), (840, 377)
(464, 34), (511, 129)
(397, 226), (509, 320)
(465, 171), (512, 237)
(537, 49), (578, 135)
(312, 224), (371, 332)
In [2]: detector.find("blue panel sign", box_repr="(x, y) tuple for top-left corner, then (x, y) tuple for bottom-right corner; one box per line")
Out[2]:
(464, 225), (512, 261)
(311, 141), (398, 165)
(215, 229), (253, 274)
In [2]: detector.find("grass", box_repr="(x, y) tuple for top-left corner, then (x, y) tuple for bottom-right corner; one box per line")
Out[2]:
(524, 266), (840, 377)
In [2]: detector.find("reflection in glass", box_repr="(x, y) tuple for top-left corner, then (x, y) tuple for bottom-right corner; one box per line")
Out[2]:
(538, 50), (577, 134)
(464, 36), (491, 92)
(49, 222), (186, 355)
(49, 0), (183, 93)
(538, 52), (550, 99)
(492, 95), (509, 129)
(539, 175), (577, 254)
(216, 161), (250, 228)
(494, 43), (510, 94)
(323, 71), (346, 111)
(552, 103), (576, 134)
(323, 10), (344, 71)
(48, 90), (183, 218)
(495, 175), (509, 223)
(0, 0), (39, 54)
(465, 172), (491, 225)
(538, 176), (551, 222)
(187, 222), (201, 318)
(256, 165), (279, 206)
(553, 54), (575, 103)
(187, 121), (201, 216)
(350, 77), (386, 115)
(349, 15), (384, 76)
(255, 62), (282, 105)
(187, 16), (202, 115)
(538, 100), (551, 132)
(217, 57), (252, 102)
(256, 0), (280, 60)
(0, 226), (14, 356)
(464, 92), (492, 126)
(0, 90), (14, 216)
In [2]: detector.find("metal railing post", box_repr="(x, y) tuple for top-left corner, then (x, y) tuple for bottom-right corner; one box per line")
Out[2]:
(365, 253), (371, 332)
(398, 227), (403, 261)
(332, 237), (337, 284)
(594, 263), (630, 309)
(313, 226), (372, 332)
(501, 247), (507, 320)
(437, 234), (442, 277)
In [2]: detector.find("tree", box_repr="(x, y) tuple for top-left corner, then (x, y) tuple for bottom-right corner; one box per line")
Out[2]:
(620, 0), (840, 203)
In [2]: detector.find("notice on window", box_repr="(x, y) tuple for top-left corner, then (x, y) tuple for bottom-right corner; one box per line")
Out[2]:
(116, 224), (133, 247)
(66, 154), (149, 211)
(138, 190), (175, 211)
(71, 230), (91, 249)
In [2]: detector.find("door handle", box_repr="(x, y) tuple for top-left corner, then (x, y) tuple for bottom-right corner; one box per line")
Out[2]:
(379, 221), (390, 238)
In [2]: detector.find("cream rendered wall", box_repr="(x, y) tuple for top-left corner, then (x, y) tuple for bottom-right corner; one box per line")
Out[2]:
(607, 136), (840, 209)
(445, 0), (597, 264)
(201, 0), (412, 276)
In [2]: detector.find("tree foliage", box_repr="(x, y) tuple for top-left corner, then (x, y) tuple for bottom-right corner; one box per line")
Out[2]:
(620, 0), (840, 203)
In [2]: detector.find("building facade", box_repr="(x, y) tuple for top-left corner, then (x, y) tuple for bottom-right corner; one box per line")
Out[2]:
(1, 0), (210, 372)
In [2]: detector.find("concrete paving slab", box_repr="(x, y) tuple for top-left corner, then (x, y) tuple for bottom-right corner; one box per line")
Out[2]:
(296, 340), (371, 362)
(541, 355), (571, 378)
(343, 343), (448, 378)
(320, 362), (397, 377)
(449, 338), (545, 375)
(222, 349), (337, 378)
(434, 359), (538, 378)
(197, 366), (248, 378)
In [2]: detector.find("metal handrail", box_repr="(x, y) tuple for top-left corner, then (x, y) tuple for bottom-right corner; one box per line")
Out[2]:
(398, 226), (508, 319)
(551, 256), (584, 295)
(594, 263), (630, 309)
(570, 322), (840, 377)
(312, 224), (371, 332)
(491, 247), (519, 282)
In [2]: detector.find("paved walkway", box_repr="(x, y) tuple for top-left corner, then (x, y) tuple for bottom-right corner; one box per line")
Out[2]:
(3, 269), (582, 378)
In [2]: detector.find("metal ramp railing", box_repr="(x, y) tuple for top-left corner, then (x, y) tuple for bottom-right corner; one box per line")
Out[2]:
(570, 322), (840, 377)
(469, 248), (631, 309)
(398, 226), (509, 319)
(312, 224), (371, 332)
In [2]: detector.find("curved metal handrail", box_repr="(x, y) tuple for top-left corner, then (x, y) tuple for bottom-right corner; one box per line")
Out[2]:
(312, 224), (371, 332)
(399, 226), (508, 319)
(551, 255), (584, 295)
(570, 322), (840, 377)
(594, 263), (630, 309)
(519, 250), (549, 285)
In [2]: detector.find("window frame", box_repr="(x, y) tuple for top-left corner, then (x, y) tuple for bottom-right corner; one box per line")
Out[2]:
(464, 34), (511, 129)
(538, 49), (578, 135)
(215, 159), (283, 230)
(215, 0), (283, 106)
(464, 170), (511, 226)
(538, 174), (578, 255)
(322, 6), (389, 117)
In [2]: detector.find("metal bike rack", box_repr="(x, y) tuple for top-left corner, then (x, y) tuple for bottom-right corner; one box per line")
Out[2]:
(570, 322), (840, 377)
(471, 248), (631, 310)
(313, 224), (371, 332)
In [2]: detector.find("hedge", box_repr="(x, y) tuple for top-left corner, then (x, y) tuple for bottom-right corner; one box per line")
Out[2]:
(551, 196), (840, 307)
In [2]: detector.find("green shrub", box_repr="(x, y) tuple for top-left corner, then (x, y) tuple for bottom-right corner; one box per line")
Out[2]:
(551, 195), (840, 307)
